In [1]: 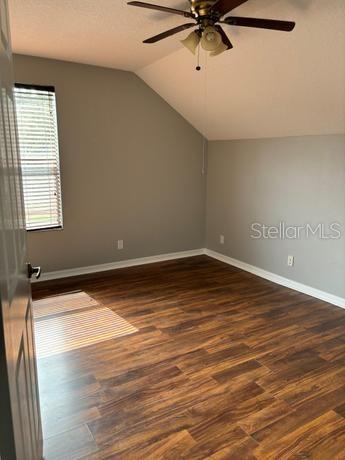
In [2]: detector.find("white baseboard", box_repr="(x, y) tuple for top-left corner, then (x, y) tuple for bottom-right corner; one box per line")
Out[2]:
(35, 249), (205, 282)
(36, 247), (345, 310)
(205, 249), (345, 309)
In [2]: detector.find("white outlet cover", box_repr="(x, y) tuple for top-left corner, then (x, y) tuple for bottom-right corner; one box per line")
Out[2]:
(220, 235), (225, 244)
(287, 255), (294, 266)
(117, 240), (124, 250)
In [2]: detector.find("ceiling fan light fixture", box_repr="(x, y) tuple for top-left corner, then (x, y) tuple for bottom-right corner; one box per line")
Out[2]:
(210, 40), (228, 57)
(181, 30), (200, 54)
(200, 26), (222, 51)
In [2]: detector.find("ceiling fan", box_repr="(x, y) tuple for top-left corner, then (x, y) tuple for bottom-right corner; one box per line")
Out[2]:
(127, 0), (295, 57)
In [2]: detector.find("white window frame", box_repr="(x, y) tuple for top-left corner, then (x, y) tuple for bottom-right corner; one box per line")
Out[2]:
(14, 83), (63, 232)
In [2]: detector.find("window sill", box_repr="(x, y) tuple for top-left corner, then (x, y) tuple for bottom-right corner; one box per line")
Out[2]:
(27, 226), (63, 233)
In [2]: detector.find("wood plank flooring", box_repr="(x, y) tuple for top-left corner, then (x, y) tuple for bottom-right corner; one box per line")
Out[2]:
(32, 255), (345, 459)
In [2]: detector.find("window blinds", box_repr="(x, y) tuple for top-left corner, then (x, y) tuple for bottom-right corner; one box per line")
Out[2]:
(14, 84), (63, 231)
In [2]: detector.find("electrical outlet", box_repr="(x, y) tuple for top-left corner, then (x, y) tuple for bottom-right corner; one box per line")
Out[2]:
(220, 234), (225, 245)
(287, 255), (294, 267)
(117, 240), (123, 250)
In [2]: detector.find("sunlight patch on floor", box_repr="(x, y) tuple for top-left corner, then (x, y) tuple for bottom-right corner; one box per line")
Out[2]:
(33, 292), (138, 358)
(33, 291), (98, 319)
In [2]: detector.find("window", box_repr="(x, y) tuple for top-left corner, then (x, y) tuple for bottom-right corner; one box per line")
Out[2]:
(14, 84), (63, 231)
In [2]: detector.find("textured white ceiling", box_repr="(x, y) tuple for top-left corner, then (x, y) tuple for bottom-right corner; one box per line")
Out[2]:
(9, 0), (190, 70)
(9, 0), (345, 140)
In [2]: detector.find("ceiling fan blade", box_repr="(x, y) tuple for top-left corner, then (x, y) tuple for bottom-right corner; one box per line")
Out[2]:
(215, 25), (233, 49)
(212, 0), (248, 17)
(127, 1), (193, 18)
(222, 16), (296, 31)
(143, 23), (196, 43)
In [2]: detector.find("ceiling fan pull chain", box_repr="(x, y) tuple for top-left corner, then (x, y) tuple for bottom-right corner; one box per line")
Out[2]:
(196, 42), (201, 71)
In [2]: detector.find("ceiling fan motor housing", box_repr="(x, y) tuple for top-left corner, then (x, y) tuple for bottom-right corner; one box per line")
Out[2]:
(190, 0), (219, 19)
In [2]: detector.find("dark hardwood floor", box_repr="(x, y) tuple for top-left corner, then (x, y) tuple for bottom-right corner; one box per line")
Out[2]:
(32, 255), (345, 459)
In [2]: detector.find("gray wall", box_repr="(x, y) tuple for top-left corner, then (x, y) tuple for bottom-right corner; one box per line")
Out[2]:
(14, 55), (205, 272)
(206, 135), (345, 298)
(12, 55), (345, 299)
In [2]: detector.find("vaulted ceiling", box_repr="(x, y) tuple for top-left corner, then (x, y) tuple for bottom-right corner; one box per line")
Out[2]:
(9, 0), (187, 70)
(9, 0), (345, 139)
